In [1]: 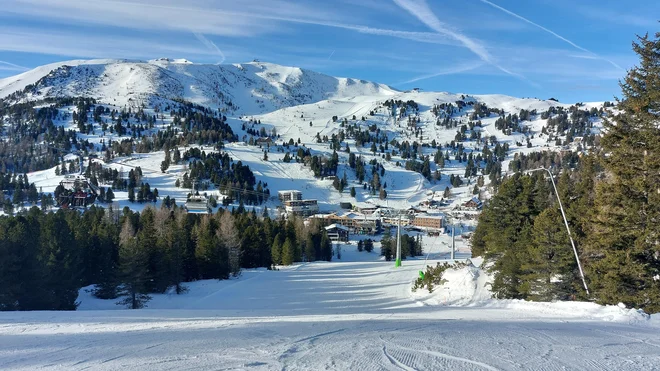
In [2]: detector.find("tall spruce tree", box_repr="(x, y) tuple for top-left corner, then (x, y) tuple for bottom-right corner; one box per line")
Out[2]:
(91, 218), (120, 300)
(585, 31), (660, 311)
(271, 233), (283, 266)
(475, 174), (540, 299)
(117, 218), (151, 309)
(217, 210), (240, 277)
(194, 216), (222, 279)
(381, 227), (393, 261)
(281, 237), (294, 266)
(522, 207), (577, 301)
(41, 211), (80, 310)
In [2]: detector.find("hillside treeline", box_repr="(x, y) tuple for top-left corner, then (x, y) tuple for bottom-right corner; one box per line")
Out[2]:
(0, 206), (333, 310)
(473, 32), (660, 312)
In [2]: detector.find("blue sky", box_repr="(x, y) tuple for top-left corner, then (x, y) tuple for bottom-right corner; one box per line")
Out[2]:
(0, 0), (657, 102)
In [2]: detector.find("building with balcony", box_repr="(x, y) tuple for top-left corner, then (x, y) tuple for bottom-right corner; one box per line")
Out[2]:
(324, 224), (349, 242)
(278, 190), (303, 202)
(284, 199), (319, 217)
(412, 214), (445, 230)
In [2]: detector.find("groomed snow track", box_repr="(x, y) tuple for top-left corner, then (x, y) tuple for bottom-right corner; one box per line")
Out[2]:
(1, 256), (659, 370)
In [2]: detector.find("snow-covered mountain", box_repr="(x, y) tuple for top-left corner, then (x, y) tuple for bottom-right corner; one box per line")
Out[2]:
(0, 58), (398, 115)
(0, 58), (606, 213)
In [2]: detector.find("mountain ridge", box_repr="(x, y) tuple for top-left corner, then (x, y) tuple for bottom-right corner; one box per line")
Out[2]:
(0, 59), (398, 115)
(0, 58), (600, 116)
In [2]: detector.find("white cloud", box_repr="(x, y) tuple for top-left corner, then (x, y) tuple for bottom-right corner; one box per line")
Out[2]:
(2, 0), (463, 50)
(4, 0), (287, 36)
(0, 27), (220, 60)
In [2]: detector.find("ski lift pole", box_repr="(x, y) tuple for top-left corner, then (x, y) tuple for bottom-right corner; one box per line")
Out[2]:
(395, 214), (402, 267)
(451, 224), (455, 260)
(527, 167), (589, 295)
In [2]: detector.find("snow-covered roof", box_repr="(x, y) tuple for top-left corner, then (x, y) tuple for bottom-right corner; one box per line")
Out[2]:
(325, 224), (349, 231)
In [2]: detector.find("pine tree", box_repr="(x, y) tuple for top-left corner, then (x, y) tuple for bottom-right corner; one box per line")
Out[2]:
(168, 210), (188, 294)
(41, 212), (80, 310)
(364, 239), (374, 253)
(522, 207), (577, 301)
(271, 233), (282, 265)
(304, 233), (315, 262)
(281, 237), (294, 266)
(321, 232), (332, 261)
(218, 211), (240, 277)
(584, 31), (660, 311)
(116, 218), (151, 309)
(475, 174), (539, 299)
(381, 228), (393, 261)
(139, 207), (168, 292)
(0, 215), (48, 310)
(194, 216), (222, 279)
(240, 225), (263, 268)
(91, 219), (119, 300)
(105, 188), (115, 203)
(161, 149), (171, 172)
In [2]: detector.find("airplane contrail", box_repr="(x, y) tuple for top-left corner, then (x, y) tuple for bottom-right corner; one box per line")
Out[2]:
(399, 61), (485, 85)
(328, 50), (335, 60)
(0, 60), (30, 71)
(477, 0), (623, 70)
(391, 0), (538, 87)
(193, 32), (226, 65)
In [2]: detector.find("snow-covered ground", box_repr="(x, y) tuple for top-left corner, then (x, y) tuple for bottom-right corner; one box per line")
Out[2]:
(1, 241), (658, 371)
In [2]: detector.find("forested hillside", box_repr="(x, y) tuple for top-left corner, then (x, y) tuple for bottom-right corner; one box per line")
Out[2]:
(0, 206), (333, 310)
(473, 31), (660, 312)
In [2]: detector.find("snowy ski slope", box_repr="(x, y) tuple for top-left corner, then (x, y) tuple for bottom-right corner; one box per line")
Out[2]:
(1, 243), (658, 370)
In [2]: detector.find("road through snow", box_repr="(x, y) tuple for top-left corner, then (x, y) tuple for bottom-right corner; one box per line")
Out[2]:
(1, 254), (659, 370)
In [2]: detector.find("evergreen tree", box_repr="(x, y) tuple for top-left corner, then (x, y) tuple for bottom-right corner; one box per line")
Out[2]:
(474, 175), (539, 299)
(522, 207), (578, 301)
(117, 218), (151, 309)
(139, 207), (168, 292)
(321, 233), (332, 261)
(304, 233), (315, 262)
(91, 218), (119, 300)
(584, 31), (660, 311)
(381, 228), (393, 261)
(194, 216), (223, 279)
(217, 211), (240, 277)
(168, 210), (188, 294)
(281, 237), (294, 266)
(41, 212), (80, 310)
(271, 233), (283, 266)
(0, 214), (48, 310)
(364, 239), (374, 253)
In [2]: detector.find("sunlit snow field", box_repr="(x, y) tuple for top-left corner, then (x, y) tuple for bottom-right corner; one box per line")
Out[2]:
(1, 240), (658, 371)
